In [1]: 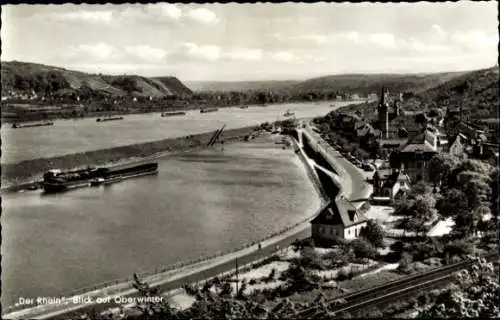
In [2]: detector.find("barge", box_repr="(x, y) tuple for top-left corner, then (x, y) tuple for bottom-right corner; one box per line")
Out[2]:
(284, 110), (295, 117)
(161, 111), (186, 117)
(43, 163), (158, 193)
(239, 105), (249, 109)
(12, 122), (54, 129)
(96, 116), (124, 122)
(200, 107), (219, 114)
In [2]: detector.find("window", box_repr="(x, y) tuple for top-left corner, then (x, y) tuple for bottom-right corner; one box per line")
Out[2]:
(319, 227), (323, 234)
(348, 229), (351, 235)
(355, 228), (358, 237)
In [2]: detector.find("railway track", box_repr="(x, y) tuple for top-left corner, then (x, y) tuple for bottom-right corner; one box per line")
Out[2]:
(293, 252), (499, 318)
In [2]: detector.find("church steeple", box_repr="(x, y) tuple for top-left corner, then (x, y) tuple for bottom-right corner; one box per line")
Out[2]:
(378, 86), (389, 139)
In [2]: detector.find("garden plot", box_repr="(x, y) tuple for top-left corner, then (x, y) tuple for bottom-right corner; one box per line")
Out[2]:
(312, 260), (378, 280)
(225, 260), (291, 295)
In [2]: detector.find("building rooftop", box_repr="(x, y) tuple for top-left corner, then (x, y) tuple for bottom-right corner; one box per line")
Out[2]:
(382, 170), (411, 189)
(400, 143), (436, 153)
(311, 197), (367, 227)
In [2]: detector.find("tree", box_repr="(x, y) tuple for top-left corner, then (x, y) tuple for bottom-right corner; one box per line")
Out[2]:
(360, 220), (385, 248)
(428, 153), (461, 188)
(489, 167), (499, 219)
(418, 256), (500, 318)
(447, 159), (491, 188)
(459, 173), (491, 213)
(436, 188), (469, 218)
(351, 238), (377, 260)
(411, 194), (439, 236)
(398, 252), (413, 273)
(131, 273), (180, 319)
(407, 181), (433, 199)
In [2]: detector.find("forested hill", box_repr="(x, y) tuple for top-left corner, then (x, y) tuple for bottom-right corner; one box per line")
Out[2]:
(290, 71), (470, 95)
(1, 61), (193, 98)
(414, 66), (499, 118)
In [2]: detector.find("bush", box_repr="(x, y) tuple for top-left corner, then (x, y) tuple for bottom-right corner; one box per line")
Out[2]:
(336, 268), (354, 281)
(351, 238), (377, 260)
(359, 220), (385, 248)
(398, 252), (413, 273)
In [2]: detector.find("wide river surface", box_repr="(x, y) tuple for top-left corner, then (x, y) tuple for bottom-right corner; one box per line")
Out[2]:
(1, 137), (322, 308)
(1, 101), (359, 164)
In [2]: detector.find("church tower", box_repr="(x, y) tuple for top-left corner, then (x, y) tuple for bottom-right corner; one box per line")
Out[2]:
(378, 86), (389, 139)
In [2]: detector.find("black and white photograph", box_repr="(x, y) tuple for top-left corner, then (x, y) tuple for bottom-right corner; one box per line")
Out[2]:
(1, 1), (499, 319)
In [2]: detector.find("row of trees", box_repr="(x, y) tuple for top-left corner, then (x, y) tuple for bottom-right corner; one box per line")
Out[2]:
(190, 89), (351, 106)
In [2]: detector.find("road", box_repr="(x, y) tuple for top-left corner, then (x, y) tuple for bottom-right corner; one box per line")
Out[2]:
(301, 124), (373, 203)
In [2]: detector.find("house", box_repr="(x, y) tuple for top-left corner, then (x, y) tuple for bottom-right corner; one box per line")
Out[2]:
(334, 113), (364, 135)
(311, 197), (368, 242)
(373, 169), (411, 199)
(424, 125), (448, 152)
(449, 133), (467, 158)
(392, 142), (437, 182)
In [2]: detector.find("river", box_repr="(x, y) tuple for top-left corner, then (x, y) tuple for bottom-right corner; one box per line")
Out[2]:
(0, 101), (359, 164)
(1, 137), (322, 308)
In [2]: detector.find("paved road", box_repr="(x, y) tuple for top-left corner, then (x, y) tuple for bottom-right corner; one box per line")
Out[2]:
(302, 124), (373, 203)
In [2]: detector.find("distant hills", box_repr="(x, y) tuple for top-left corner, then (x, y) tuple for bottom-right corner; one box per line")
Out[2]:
(291, 71), (472, 95)
(186, 71), (472, 95)
(2, 61), (497, 117)
(1, 61), (193, 98)
(185, 80), (300, 92)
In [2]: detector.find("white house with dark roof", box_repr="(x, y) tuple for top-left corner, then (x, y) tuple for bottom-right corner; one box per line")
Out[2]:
(311, 197), (368, 241)
(373, 169), (411, 199)
(449, 133), (467, 157)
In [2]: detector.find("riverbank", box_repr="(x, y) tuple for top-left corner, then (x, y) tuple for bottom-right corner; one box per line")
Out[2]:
(1, 125), (258, 190)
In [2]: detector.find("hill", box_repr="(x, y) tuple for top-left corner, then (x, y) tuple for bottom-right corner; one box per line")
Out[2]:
(1, 61), (193, 98)
(415, 66), (499, 119)
(185, 80), (300, 92)
(290, 71), (470, 95)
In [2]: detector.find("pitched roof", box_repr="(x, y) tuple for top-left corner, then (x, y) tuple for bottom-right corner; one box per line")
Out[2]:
(311, 197), (367, 227)
(382, 170), (411, 189)
(400, 143), (436, 153)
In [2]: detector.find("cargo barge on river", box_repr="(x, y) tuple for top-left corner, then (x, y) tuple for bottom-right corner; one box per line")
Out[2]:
(42, 163), (158, 193)
(96, 116), (124, 122)
(161, 111), (186, 117)
(12, 122), (54, 129)
(200, 107), (218, 114)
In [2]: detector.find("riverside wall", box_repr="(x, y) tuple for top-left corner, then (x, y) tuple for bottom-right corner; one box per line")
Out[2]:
(289, 136), (329, 201)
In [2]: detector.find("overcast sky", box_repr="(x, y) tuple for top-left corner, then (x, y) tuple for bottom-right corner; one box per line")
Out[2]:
(1, 2), (498, 81)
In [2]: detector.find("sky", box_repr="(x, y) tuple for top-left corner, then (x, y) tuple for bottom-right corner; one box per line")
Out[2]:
(1, 2), (498, 81)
